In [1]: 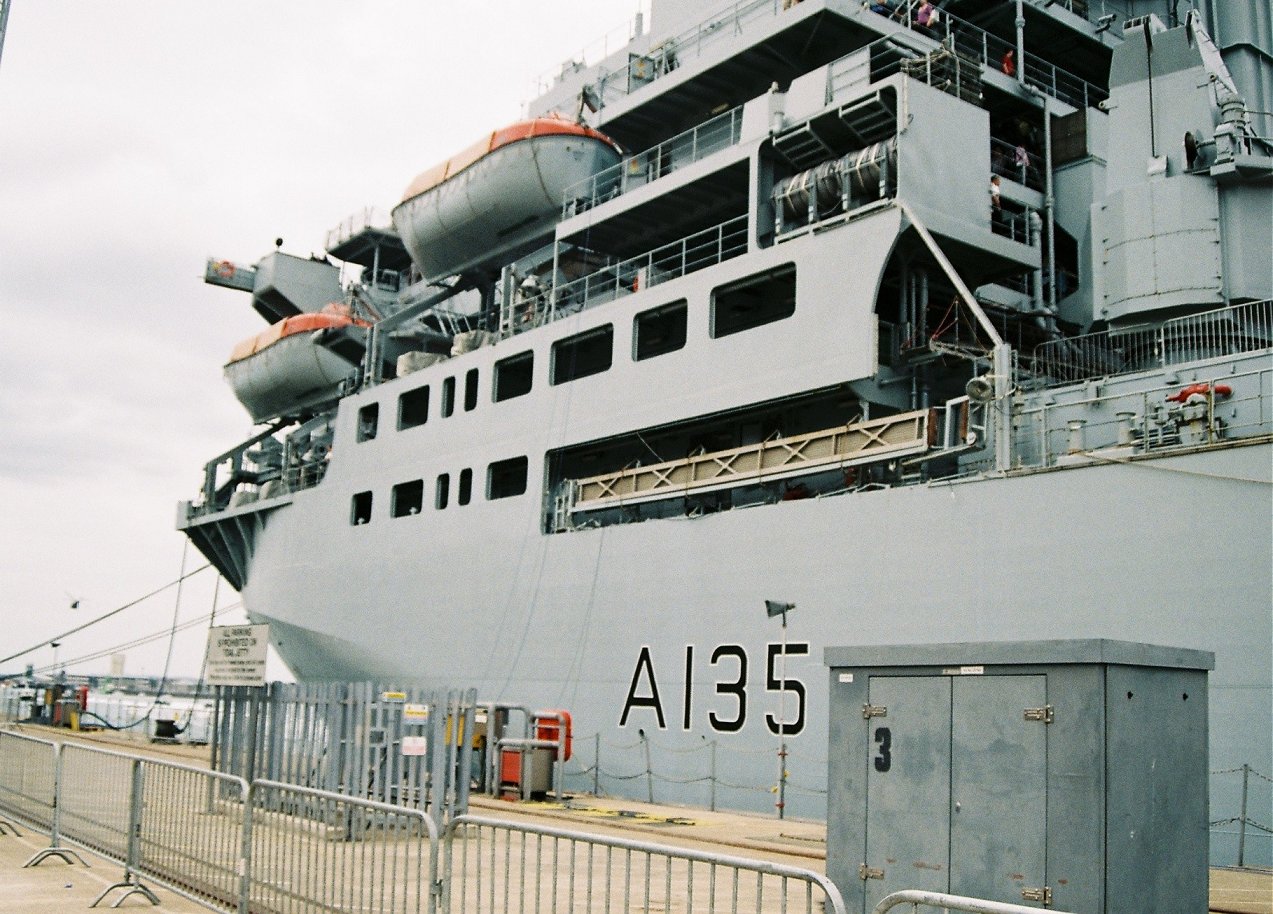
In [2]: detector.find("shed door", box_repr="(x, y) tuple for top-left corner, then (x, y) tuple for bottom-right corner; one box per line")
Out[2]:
(862, 676), (951, 911)
(949, 675), (1048, 906)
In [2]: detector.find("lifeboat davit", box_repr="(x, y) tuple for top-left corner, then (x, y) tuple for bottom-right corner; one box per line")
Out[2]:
(391, 116), (622, 282)
(225, 305), (369, 422)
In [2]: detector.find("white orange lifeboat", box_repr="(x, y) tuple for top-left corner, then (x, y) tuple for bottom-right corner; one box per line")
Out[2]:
(391, 115), (622, 282)
(225, 304), (370, 422)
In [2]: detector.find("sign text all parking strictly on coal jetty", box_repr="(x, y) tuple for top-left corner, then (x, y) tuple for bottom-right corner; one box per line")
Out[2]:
(206, 624), (269, 686)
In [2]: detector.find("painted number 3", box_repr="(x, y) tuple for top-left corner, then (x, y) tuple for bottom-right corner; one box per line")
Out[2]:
(873, 726), (892, 772)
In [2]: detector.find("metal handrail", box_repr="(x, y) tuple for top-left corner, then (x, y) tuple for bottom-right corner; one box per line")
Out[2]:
(562, 105), (744, 215)
(443, 813), (847, 913)
(1030, 299), (1273, 384)
(872, 890), (1077, 914)
(863, 2), (1106, 109)
(538, 214), (748, 328)
(593, 0), (787, 106)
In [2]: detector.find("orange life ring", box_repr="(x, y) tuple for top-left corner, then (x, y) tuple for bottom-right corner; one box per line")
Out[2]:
(1167, 383), (1233, 403)
(215, 260), (236, 279)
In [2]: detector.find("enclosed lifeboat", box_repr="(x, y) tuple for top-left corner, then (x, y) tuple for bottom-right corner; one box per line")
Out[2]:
(225, 305), (369, 423)
(391, 115), (622, 282)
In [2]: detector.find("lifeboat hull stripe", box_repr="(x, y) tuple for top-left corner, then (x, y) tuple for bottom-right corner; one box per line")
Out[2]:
(227, 312), (367, 365)
(399, 116), (621, 203)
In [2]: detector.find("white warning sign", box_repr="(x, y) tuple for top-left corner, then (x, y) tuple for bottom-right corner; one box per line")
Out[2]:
(206, 624), (269, 686)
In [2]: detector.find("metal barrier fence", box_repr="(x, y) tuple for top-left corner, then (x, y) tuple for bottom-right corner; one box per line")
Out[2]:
(442, 814), (846, 914)
(0, 730), (57, 834)
(213, 682), (476, 832)
(246, 780), (437, 914)
(49, 743), (249, 908)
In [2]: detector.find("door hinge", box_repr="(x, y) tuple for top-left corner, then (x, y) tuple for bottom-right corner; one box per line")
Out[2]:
(859, 863), (885, 880)
(1021, 885), (1052, 905)
(862, 704), (888, 719)
(1024, 705), (1054, 723)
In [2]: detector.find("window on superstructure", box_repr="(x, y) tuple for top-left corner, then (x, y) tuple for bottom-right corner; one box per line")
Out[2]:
(391, 480), (424, 517)
(398, 386), (430, 430)
(634, 301), (688, 361)
(711, 265), (796, 338)
(487, 456), (529, 500)
(458, 468), (473, 505)
(464, 369), (479, 412)
(494, 351), (534, 402)
(551, 325), (613, 385)
(442, 377), (456, 417)
(356, 404), (379, 442)
(350, 491), (373, 525)
(435, 473), (450, 510)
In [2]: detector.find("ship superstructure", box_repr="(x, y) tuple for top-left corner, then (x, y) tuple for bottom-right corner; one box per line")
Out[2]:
(180, 0), (1272, 862)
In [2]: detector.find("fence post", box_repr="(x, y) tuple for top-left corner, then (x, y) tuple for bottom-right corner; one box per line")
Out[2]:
(87, 758), (160, 907)
(1238, 763), (1249, 867)
(710, 740), (717, 812)
(641, 731), (654, 803)
(239, 782), (255, 914)
(23, 743), (88, 868)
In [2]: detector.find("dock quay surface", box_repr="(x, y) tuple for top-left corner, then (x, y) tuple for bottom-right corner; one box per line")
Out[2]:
(2, 724), (1269, 913)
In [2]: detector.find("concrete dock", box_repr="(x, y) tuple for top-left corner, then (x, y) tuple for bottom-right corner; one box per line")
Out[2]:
(2, 725), (1269, 913)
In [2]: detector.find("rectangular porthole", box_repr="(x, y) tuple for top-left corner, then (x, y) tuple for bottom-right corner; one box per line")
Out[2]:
(391, 480), (423, 517)
(398, 386), (429, 430)
(494, 351), (533, 401)
(442, 377), (456, 417)
(350, 491), (373, 525)
(711, 265), (796, 338)
(634, 300), (688, 361)
(435, 473), (450, 510)
(551, 325), (613, 385)
(464, 369), (478, 412)
(458, 468), (472, 505)
(357, 404), (379, 442)
(487, 456), (528, 500)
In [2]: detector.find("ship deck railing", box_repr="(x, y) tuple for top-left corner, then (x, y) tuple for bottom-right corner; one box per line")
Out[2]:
(586, 0), (1106, 116)
(562, 105), (745, 217)
(1029, 299), (1273, 385)
(990, 136), (1046, 191)
(863, 2), (1107, 111)
(1014, 359), (1273, 469)
(325, 206), (391, 254)
(510, 215), (749, 336)
(593, 0), (789, 109)
(531, 0), (652, 97)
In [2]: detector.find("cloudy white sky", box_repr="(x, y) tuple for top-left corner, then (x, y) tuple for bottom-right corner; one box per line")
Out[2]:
(0, 0), (642, 682)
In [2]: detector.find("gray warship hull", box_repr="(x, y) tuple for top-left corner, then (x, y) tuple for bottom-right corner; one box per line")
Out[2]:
(182, 0), (1273, 865)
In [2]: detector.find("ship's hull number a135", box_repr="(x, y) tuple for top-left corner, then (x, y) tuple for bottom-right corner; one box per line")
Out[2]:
(619, 643), (810, 735)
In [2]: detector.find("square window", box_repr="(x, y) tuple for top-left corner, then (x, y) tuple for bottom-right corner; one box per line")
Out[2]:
(391, 480), (423, 517)
(487, 456), (529, 500)
(494, 351), (534, 401)
(398, 386), (429, 430)
(551, 326), (613, 385)
(711, 266), (795, 338)
(634, 301), (688, 361)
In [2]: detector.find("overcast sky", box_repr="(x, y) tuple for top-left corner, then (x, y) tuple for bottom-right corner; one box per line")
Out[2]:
(0, 0), (643, 683)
